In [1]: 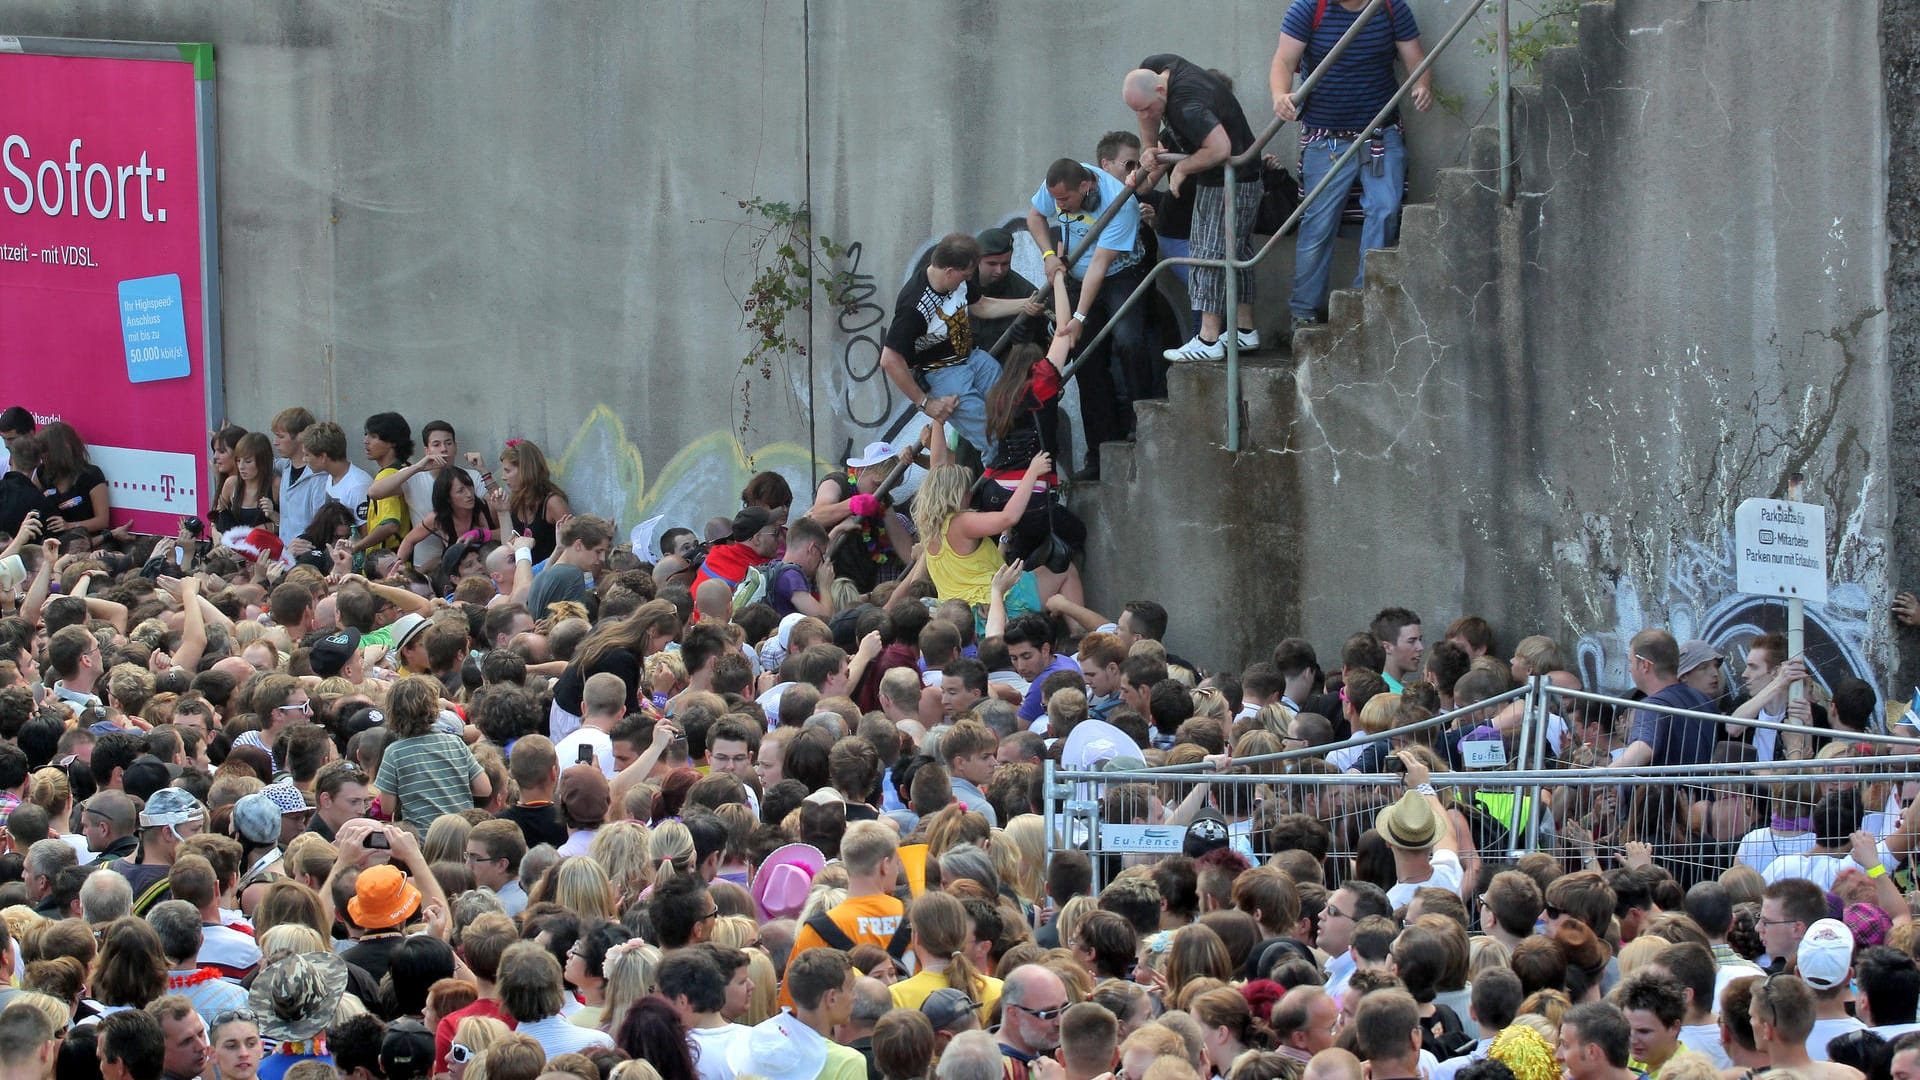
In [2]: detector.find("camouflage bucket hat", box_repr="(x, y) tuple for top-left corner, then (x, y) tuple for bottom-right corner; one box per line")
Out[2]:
(248, 950), (351, 1042)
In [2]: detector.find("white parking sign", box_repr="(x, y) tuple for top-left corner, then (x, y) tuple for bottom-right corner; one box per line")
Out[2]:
(1734, 498), (1827, 603)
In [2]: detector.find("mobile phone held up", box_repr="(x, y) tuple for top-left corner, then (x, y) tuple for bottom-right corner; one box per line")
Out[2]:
(366, 830), (391, 850)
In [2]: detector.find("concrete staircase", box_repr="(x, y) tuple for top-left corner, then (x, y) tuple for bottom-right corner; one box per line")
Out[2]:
(1069, 2), (1605, 670)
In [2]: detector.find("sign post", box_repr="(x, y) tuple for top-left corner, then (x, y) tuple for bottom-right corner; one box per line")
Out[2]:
(1734, 478), (1825, 708)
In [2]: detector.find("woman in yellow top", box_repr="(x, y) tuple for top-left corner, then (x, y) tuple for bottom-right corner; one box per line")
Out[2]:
(887, 891), (1001, 1025)
(910, 430), (1051, 625)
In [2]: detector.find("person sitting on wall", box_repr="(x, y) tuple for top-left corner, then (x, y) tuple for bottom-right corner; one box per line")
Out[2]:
(878, 232), (1044, 462)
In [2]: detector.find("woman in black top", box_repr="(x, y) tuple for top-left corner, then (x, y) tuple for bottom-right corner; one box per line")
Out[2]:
(490, 438), (569, 564)
(549, 599), (681, 726)
(36, 421), (111, 534)
(212, 431), (278, 534)
(0, 432), (53, 537)
(397, 466), (497, 565)
(976, 271), (1088, 569)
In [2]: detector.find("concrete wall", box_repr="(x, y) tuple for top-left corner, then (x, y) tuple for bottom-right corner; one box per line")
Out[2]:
(1, 0), (1502, 537)
(1081, 0), (1897, 696)
(1884, 0), (1920, 691)
(3, 1), (1901, 695)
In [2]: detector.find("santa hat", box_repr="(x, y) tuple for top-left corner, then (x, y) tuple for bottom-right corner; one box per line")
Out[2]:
(226, 526), (289, 566)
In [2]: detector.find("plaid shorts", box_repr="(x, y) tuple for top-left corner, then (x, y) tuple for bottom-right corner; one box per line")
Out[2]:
(1189, 176), (1263, 315)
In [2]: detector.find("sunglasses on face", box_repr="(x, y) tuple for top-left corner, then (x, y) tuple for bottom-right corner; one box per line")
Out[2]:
(449, 1044), (475, 1065)
(1013, 1003), (1066, 1022)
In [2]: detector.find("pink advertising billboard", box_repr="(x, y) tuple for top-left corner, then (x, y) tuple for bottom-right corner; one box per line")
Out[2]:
(0, 38), (222, 534)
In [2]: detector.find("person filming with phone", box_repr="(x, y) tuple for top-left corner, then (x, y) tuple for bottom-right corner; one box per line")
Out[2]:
(322, 816), (453, 982)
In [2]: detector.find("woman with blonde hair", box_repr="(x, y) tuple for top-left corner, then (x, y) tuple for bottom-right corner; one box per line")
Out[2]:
(911, 422), (1056, 623)
(889, 890), (1001, 1022)
(743, 948), (778, 1025)
(1002, 815), (1047, 907)
(587, 820), (653, 901)
(987, 831), (1028, 909)
(798, 886), (849, 927)
(646, 820), (695, 884)
(1468, 935), (1512, 979)
(1054, 896), (1097, 954)
(1256, 702), (1295, 742)
(709, 916), (758, 951)
(1615, 935), (1672, 982)
(551, 857), (616, 921)
(448, 1015), (513, 1080)
(598, 940), (662, 1039)
(422, 814), (473, 866)
(1191, 687), (1231, 727)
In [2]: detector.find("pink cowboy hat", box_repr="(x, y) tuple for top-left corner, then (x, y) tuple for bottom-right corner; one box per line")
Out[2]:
(751, 842), (827, 922)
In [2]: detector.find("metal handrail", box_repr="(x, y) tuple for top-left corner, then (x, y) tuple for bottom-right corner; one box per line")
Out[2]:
(985, 0), (1390, 360)
(1060, 0), (1510, 453)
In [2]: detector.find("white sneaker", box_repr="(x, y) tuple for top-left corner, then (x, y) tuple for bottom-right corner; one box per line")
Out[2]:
(1163, 334), (1225, 362)
(1237, 328), (1261, 351)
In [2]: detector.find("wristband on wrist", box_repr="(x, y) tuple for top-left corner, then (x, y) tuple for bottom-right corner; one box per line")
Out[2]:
(1416, 783), (1437, 796)
(514, 548), (532, 564)
(1870, 863), (1888, 878)
(1042, 250), (1057, 259)
(1071, 312), (1087, 322)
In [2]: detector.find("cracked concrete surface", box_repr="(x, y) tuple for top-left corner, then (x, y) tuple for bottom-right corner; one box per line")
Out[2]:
(1886, 0), (1920, 690)
(1079, 0), (1896, 678)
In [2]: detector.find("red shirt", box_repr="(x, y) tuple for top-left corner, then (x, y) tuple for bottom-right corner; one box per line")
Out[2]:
(435, 999), (515, 1073)
(692, 541), (769, 592)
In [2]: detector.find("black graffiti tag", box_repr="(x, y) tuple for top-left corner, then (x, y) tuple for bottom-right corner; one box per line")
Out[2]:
(833, 242), (895, 431)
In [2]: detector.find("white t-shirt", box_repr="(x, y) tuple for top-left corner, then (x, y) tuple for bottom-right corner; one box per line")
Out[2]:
(327, 464), (374, 523)
(1734, 826), (1816, 873)
(1678, 1024), (1732, 1069)
(688, 1023), (748, 1080)
(1762, 845), (1893, 889)
(1388, 848), (1464, 907)
(1807, 1015), (1868, 1061)
(555, 725), (617, 779)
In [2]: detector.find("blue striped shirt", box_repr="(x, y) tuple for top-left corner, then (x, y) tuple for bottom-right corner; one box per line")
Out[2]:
(1283, 0), (1422, 132)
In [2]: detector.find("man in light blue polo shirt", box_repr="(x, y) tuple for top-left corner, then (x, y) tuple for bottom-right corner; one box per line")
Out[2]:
(1026, 158), (1147, 480)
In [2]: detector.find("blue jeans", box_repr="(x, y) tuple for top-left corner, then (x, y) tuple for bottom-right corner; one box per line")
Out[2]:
(922, 349), (1001, 461)
(1291, 126), (1406, 321)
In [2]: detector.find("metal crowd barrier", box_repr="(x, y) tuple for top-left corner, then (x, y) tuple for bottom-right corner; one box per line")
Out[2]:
(1043, 678), (1920, 891)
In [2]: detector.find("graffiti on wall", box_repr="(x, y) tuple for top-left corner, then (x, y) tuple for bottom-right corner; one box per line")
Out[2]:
(814, 214), (1096, 473)
(1567, 522), (1888, 722)
(548, 405), (824, 553)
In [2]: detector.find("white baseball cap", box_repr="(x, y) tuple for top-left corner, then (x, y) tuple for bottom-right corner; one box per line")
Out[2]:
(1796, 917), (1855, 990)
(846, 442), (899, 469)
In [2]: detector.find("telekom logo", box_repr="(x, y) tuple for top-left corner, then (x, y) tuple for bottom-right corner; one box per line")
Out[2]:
(158, 474), (178, 502)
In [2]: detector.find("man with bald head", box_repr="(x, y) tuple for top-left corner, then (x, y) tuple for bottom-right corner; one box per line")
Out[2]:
(839, 975), (892, 1074)
(80, 791), (140, 863)
(1274, 986), (1340, 1063)
(1122, 57), (1258, 363)
(997, 964), (1069, 1067)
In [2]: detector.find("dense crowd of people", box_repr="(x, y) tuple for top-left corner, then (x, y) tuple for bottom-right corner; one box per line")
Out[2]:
(0, 6), (1914, 1080)
(0, 377), (1916, 1080)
